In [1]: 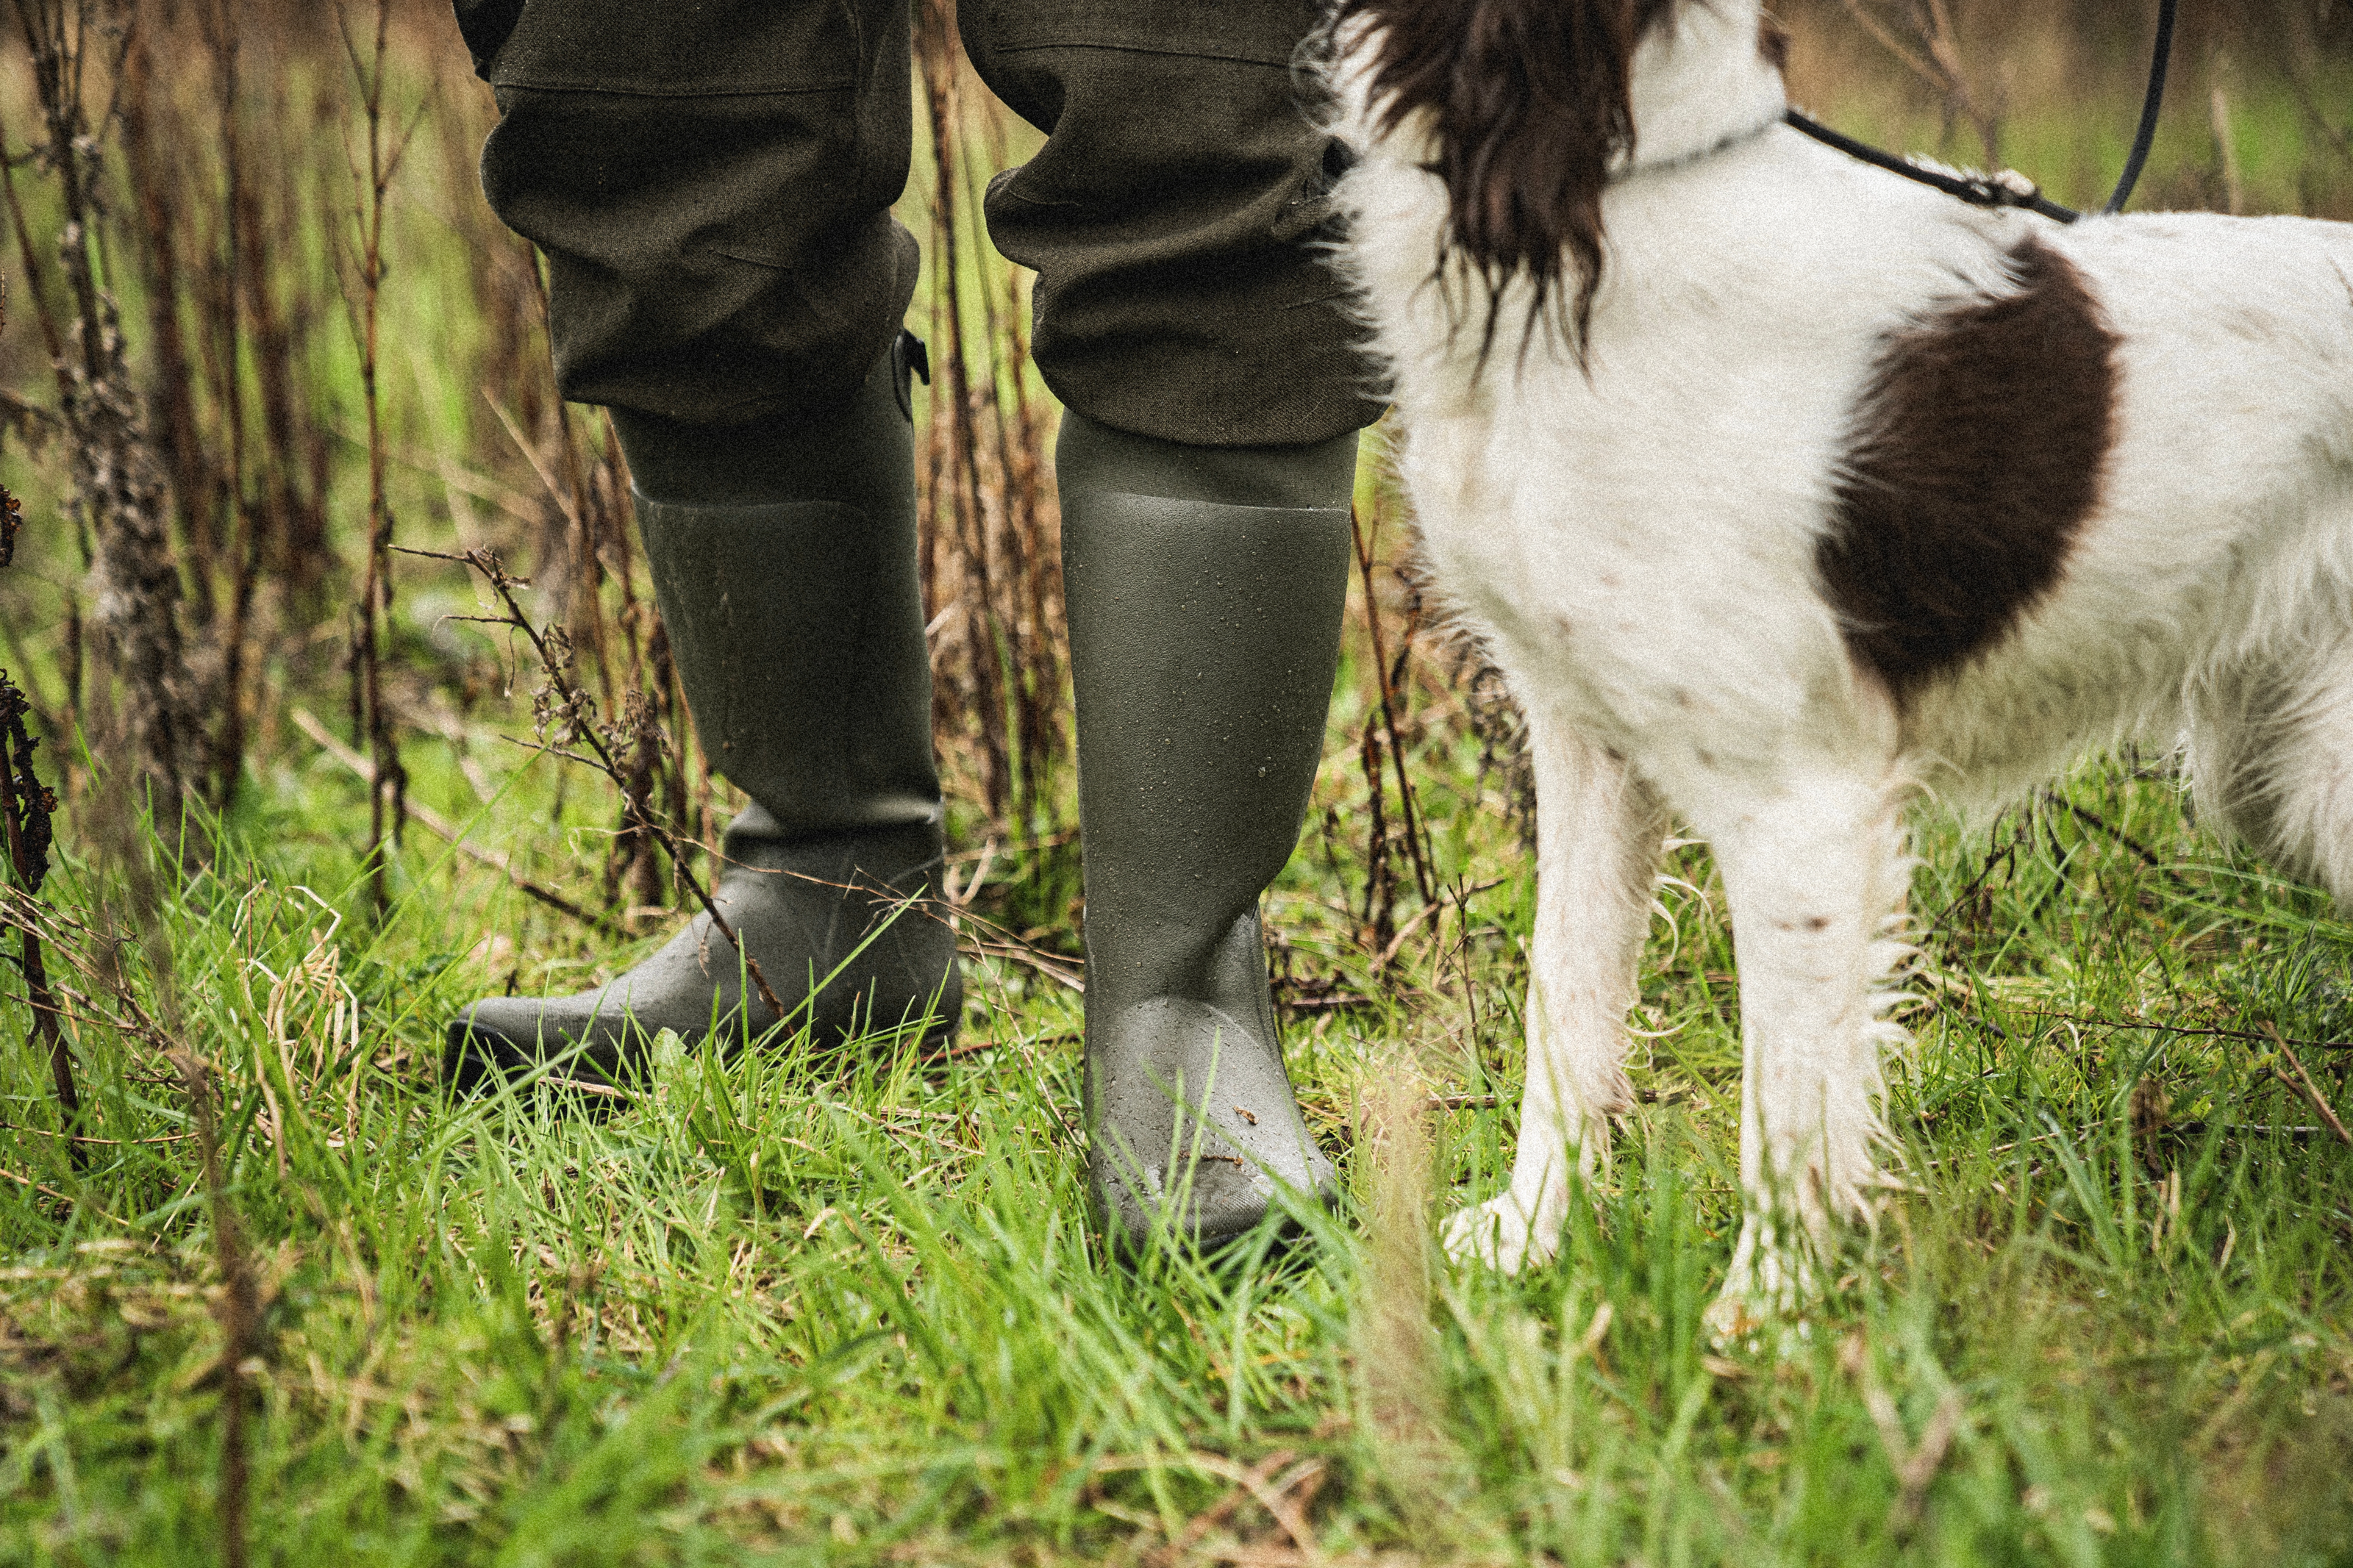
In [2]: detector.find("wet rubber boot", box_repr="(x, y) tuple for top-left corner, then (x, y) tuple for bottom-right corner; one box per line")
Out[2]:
(1058, 411), (1359, 1250)
(446, 346), (962, 1090)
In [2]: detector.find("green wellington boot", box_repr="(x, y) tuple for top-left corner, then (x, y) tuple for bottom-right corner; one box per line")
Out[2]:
(446, 347), (962, 1091)
(1059, 411), (1360, 1250)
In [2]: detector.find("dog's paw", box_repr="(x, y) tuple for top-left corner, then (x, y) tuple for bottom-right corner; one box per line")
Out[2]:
(1701, 1286), (1811, 1354)
(1704, 1223), (1814, 1351)
(1703, 1298), (1814, 1361)
(1441, 1194), (1559, 1274)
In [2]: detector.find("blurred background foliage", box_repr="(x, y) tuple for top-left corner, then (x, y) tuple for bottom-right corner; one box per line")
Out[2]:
(0, 0), (2343, 935)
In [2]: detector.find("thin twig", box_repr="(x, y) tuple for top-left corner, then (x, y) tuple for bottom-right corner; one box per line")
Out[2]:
(1373, 876), (1504, 974)
(944, 827), (1077, 864)
(2042, 792), (2201, 899)
(1835, 0), (1946, 88)
(0, 1161), (85, 1206)
(1, 1117), (188, 1147)
(1919, 1130), (2065, 1170)
(2003, 1006), (2350, 1056)
(1090, 1453), (1326, 1564)
(404, 547), (785, 1017)
(544, 1075), (627, 1100)
(1145, 1453), (1321, 1568)
(1837, 0), (1999, 165)
(963, 935), (1084, 992)
(1349, 503), (1438, 910)
(1918, 816), (2022, 943)
(2265, 1024), (2352, 1148)
(288, 706), (619, 937)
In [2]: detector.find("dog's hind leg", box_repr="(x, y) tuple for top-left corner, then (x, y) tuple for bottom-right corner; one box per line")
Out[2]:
(2190, 635), (2353, 905)
(1443, 710), (1667, 1274)
(1690, 762), (1910, 1336)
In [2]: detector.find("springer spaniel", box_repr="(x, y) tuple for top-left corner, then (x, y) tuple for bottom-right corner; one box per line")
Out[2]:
(1324, 0), (2353, 1331)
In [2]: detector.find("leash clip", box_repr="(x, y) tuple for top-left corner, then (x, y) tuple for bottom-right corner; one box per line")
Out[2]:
(1782, 0), (2174, 227)
(1957, 169), (2046, 212)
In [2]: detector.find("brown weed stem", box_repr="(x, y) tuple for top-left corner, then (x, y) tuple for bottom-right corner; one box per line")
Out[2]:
(407, 545), (787, 1018)
(338, 0), (410, 913)
(1350, 501), (1439, 923)
(0, 667), (74, 1164)
(174, 1049), (257, 1568)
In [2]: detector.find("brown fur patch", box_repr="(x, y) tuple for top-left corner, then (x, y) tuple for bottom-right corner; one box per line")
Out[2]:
(1335, 0), (1679, 357)
(1758, 10), (1790, 71)
(1817, 237), (2118, 701)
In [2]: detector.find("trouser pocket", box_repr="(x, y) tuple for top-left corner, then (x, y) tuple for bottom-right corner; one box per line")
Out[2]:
(465, 0), (919, 423)
(958, 0), (1378, 447)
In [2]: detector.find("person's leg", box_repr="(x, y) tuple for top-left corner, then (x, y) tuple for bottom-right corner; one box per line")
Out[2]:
(962, 4), (1382, 1246)
(1057, 415), (1357, 1247)
(457, 0), (920, 426)
(960, 2), (1374, 450)
(443, 0), (960, 1085)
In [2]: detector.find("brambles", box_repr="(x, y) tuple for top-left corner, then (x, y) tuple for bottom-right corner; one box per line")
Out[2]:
(10, 0), (207, 824)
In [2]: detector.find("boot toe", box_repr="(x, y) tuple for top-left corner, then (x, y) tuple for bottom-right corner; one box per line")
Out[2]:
(1090, 1152), (1318, 1256)
(443, 995), (637, 1095)
(443, 998), (543, 1095)
(1088, 997), (1334, 1253)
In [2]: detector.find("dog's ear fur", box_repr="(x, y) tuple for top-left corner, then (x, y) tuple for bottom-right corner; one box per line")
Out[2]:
(1335, 0), (1677, 359)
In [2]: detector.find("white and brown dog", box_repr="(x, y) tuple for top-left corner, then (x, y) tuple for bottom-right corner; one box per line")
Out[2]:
(1323, 0), (2353, 1328)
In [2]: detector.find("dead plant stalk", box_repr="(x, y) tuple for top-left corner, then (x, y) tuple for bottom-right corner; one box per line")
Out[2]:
(174, 1049), (259, 1568)
(406, 545), (786, 1017)
(203, 2), (256, 799)
(918, 0), (1014, 820)
(338, 0), (413, 911)
(0, 670), (75, 1162)
(9, 0), (206, 820)
(0, 259), (77, 1156)
(1838, 0), (2003, 165)
(1349, 501), (1438, 929)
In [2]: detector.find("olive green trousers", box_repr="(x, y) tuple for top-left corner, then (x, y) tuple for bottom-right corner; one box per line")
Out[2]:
(451, 0), (1377, 448)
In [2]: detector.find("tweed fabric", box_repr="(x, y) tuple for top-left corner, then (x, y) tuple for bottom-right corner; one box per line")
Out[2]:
(456, 0), (1376, 445)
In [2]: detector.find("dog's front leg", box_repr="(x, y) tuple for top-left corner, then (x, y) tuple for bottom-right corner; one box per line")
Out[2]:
(1694, 764), (1910, 1336)
(1444, 712), (1665, 1273)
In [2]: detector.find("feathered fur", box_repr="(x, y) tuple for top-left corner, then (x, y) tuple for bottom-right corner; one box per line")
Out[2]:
(1324, 0), (2353, 1330)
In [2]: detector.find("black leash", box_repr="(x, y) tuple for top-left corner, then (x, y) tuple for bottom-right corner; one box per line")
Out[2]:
(1780, 111), (2083, 221)
(2098, 0), (2179, 215)
(1783, 0), (2178, 226)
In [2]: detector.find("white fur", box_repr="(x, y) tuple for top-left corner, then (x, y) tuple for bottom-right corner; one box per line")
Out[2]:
(1327, 0), (2353, 1331)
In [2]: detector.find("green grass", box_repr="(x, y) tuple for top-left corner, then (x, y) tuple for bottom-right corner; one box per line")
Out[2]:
(1, 692), (2349, 1564)
(1, 24), (2352, 1567)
